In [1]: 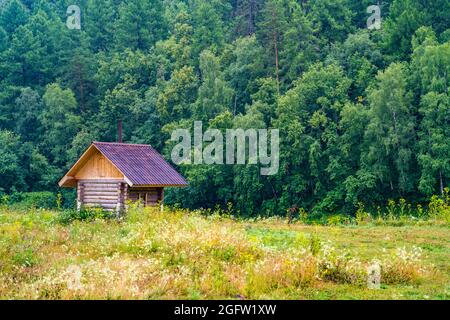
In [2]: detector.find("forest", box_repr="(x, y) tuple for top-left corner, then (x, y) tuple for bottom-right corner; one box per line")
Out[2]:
(0, 0), (449, 217)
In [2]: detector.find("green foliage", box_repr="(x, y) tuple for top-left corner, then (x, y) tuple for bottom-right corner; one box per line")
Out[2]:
(0, 0), (448, 218)
(113, 0), (167, 51)
(362, 63), (416, 196)
(56, 207), (115, 225)
(8, 191), (56, 209)
(1, 207), (445, 299)
(0, 130), (23, 192)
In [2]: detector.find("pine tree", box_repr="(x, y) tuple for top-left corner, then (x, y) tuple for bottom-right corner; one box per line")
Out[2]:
(114, 0), (167, 51)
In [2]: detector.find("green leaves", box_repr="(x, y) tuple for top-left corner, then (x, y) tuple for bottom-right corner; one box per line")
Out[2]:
(40, 83), (80, 167)
(363, 63), (416, 195)
(0, 0), (448, 216)
(114, 0), (167, 51)
(196, 50), (234, 120)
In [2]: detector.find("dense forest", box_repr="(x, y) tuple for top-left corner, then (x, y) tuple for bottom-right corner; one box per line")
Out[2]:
(0, 0), (448, 217)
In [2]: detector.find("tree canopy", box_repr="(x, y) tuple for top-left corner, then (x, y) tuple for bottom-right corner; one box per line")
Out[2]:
(0, 0), (448, 216)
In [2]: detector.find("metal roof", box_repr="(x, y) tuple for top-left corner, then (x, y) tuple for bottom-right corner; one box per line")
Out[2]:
(92, 142), (187, 186)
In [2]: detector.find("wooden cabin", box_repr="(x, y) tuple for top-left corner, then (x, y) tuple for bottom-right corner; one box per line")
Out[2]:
(59, 142), (187, 213)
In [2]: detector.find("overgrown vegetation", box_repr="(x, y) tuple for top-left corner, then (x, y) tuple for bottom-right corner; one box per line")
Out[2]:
(0, 205), (448, 299)
(2, 188), (449, 227)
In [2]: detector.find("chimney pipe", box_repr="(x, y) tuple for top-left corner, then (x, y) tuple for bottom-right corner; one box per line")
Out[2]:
(118, 119), (123, 143)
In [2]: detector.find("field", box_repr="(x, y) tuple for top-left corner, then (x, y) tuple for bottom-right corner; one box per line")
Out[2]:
(0, 206), (448, 300)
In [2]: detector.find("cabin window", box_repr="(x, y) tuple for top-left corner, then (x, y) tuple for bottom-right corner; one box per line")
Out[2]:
(129, 188), (161, 206)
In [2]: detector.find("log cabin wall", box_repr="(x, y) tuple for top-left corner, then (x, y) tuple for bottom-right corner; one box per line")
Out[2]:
(77, 180), (125, 212)
(77, 181), (163, 212)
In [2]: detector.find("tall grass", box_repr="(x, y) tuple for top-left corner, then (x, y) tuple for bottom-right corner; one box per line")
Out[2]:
(0, 204), (437, 300)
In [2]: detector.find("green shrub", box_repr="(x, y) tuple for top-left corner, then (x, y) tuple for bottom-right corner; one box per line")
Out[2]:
(428, 189), (450, 222)
(326, 214), (350, 226)
(355, 202), (372, 225)
(56, 207), (115, 224)
(12, 247), (37, 267)
(381, 247), (425, 284)
(10, 192), (57, 209)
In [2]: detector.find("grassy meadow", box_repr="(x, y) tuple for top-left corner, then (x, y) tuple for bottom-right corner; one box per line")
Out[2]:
(0, 204), (449, 300)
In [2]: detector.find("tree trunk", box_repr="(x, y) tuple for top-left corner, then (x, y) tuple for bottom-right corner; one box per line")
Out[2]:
(439, 170), (444, 196)
(273, 30), (280, 95)
(76, 60), (85, 113)
(247, 0), (255, 35)
(233, 94), (237, 117)
(271, 8), (280, 96)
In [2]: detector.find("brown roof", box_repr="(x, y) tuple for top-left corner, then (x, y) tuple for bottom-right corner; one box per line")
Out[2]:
(59, 142), (187, 187)
(93, 142), (187, 186)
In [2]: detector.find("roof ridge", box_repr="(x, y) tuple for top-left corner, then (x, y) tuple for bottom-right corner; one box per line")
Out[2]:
(93, 141), (151, 147)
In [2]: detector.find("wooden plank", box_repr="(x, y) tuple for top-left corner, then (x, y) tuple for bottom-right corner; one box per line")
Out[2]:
(83, 200), (118, 205)
(129, 188), (158, 192)
(74, 148), (124, 180)
(83, 187), (119, 191)
(83, 191), (118, 196)
(83, 196), (118, 201)
(116, 182), (122, 216)
(83, 192), (118, 197)
(84, 203), (118, 209)
(83, 194), (118, 200)
(84, 190), (119, 194)
(83, 189), (118, 193)
(83, 184), (119, 188)
(146, 196), (159, 203)
(83, 193), (117, 200)
(83, 183), (121, 188)
(79, 179), (124, 183)
(123, 183), (129, 211)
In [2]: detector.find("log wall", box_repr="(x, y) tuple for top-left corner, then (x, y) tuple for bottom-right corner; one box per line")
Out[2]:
(77, 180), (164, 213)
(78, 180), (124, 212)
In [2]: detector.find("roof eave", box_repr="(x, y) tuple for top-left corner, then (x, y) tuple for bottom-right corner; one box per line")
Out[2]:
(130, 183), (188, 188)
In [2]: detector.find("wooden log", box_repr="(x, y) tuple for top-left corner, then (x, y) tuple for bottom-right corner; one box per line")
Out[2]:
(78, 179), (125, 183)
(82, 181), (121, 186)
(83, 196), (117, 201)
(84, 190), (119, 194)
(83, 185), (120, 190)
(77, 182), (83, 211)
(116, 182), (122, 217)
(83, 202), (118, 207)
(83, 195), (118, 200)
(83, 200), (118, 205)
(84, 203), (118, 209)
(83, 185), (119, 189)
(123, 183), (129, 212)
(83, 193), (117, 197)
(83, 192), (118, 197)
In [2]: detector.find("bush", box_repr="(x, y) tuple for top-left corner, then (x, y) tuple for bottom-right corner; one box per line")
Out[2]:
(247, 251), (316, 295)
(56, 207), (116, 225)
(317, 243), (365, 285)
(326, 214), (351, 226)
(381, 247), (425, 284)
(428, 189), (450, 223)
(10, 192), (57, 209)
